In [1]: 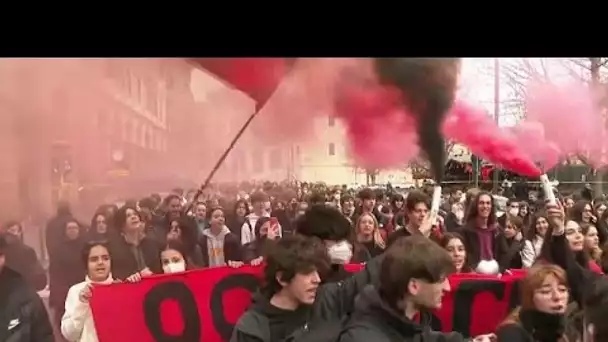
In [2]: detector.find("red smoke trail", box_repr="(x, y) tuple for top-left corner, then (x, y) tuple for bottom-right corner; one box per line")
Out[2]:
(524, 81), (607, 168)
(443, 102), (541, 177)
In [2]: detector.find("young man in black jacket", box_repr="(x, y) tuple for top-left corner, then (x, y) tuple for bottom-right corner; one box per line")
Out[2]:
(339, 235), (494, 342)
(0, 234), (54, 342)
(231, 233), (382, 342)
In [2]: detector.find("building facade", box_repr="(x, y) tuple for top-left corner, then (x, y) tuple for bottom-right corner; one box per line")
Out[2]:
(0, 58), (204, 219)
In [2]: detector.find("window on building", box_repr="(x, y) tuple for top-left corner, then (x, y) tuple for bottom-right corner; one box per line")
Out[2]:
(328, 115), (335, 127)
(329, 143), (336, 156)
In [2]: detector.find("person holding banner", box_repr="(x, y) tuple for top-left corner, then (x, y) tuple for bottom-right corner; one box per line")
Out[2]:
(61, 241), (114, 342)
(160, 240), (191, 274)
(232, 206), (385, 342)
(199, 207), (243, 268)
(107, 206), (161, 281)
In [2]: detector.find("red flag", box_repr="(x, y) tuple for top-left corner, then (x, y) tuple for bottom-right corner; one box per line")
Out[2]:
(189, 58), (293, 109)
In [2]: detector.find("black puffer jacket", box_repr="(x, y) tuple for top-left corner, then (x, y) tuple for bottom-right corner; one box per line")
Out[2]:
(339, 285), (469, 342)
(0, 267), (54, 342)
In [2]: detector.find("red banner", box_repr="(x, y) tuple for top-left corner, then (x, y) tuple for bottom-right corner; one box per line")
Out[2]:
(90, 266), (524, 342)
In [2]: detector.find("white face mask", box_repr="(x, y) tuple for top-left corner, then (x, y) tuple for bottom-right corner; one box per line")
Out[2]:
(508, 208), (519, 216)
(162, 261), (186, 274)
(327, 240), (353, 265)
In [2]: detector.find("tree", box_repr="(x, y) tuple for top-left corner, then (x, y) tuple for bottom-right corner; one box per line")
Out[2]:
(500, 58), (608, 193)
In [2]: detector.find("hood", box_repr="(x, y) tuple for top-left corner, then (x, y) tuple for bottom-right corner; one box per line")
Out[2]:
(354, 285), (424, 337)
(202, 225), (231, 240)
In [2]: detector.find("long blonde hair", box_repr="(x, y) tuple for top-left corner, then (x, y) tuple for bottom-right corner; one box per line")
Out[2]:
(355, 212), (385, 249)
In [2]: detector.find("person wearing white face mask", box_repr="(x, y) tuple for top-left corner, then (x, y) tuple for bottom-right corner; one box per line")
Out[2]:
(160, 241), (191, 274)
(296, 205), (370, 283)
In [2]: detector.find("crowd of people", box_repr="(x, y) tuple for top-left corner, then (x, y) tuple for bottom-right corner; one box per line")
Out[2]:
(2, 180), (608, 341)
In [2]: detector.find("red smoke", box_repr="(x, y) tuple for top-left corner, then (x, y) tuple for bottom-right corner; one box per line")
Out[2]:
(524, 81), (607, 168)
(508, 122), (561, 171)
(443, 102), (541, 177)
(193, 58), (544, 178)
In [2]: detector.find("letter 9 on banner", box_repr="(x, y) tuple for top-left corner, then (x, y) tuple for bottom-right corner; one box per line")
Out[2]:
(90, 266), (525, 342)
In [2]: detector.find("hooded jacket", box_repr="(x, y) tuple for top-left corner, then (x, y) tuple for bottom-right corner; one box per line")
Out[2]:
(0, 267), (54, 342)
(231, 255), (383, 342)
(339, 285), (468, 342)
(199, 225), (241, 267)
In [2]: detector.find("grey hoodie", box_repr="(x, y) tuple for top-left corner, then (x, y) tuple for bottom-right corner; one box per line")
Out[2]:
(202, 225), (231, 267)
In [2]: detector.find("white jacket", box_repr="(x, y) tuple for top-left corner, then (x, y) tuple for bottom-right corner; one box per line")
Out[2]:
(61, 275), (113, 342)
(521, 237), (544, 268)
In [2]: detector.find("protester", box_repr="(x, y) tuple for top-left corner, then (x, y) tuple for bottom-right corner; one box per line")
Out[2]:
(496, 264), (569, 341)
(88, 212), (111, 241)
(232, 232), (382, 342)
(242, 217), (280, 265)
(497, 215), (524, 270)
(192, 201), (208, 238)
(107, 205), (161, 281)
(438, 232), (472, 273)
(227, 199), (250, 241)
(568, 200), (595, 225)
(199, 207), (243, 268)
(521, 213), (549, 268)
(386, 191), (438, 246)
(166, 217), (204, 266)
(338, 235), (494, 342)
(1, 220), (47, 291)
(160, 240), (192, 273)
(354, 213), (386, 258)
(45, 201), (75, 263)
(0, 234), (54, 342)
(241, 192), (274, 245)
(49, 218), (87, 330)
(296, 205), (370, 282)
(340, 194), (356, 224)
(580, 222), (602, 264)
(460, 191), (503, 274)
(61, 241), (114, 342)
(540, 219), (603, 274)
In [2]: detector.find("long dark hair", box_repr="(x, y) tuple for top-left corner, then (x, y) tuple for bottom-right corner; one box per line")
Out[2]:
(438, 232), (472, 273)
(526, 212), (550, 242)
(539, 220), (590, 270)
(568, 200), (592, 223)
(81, 240), (110, 270)
(463, 191), (497, 227)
